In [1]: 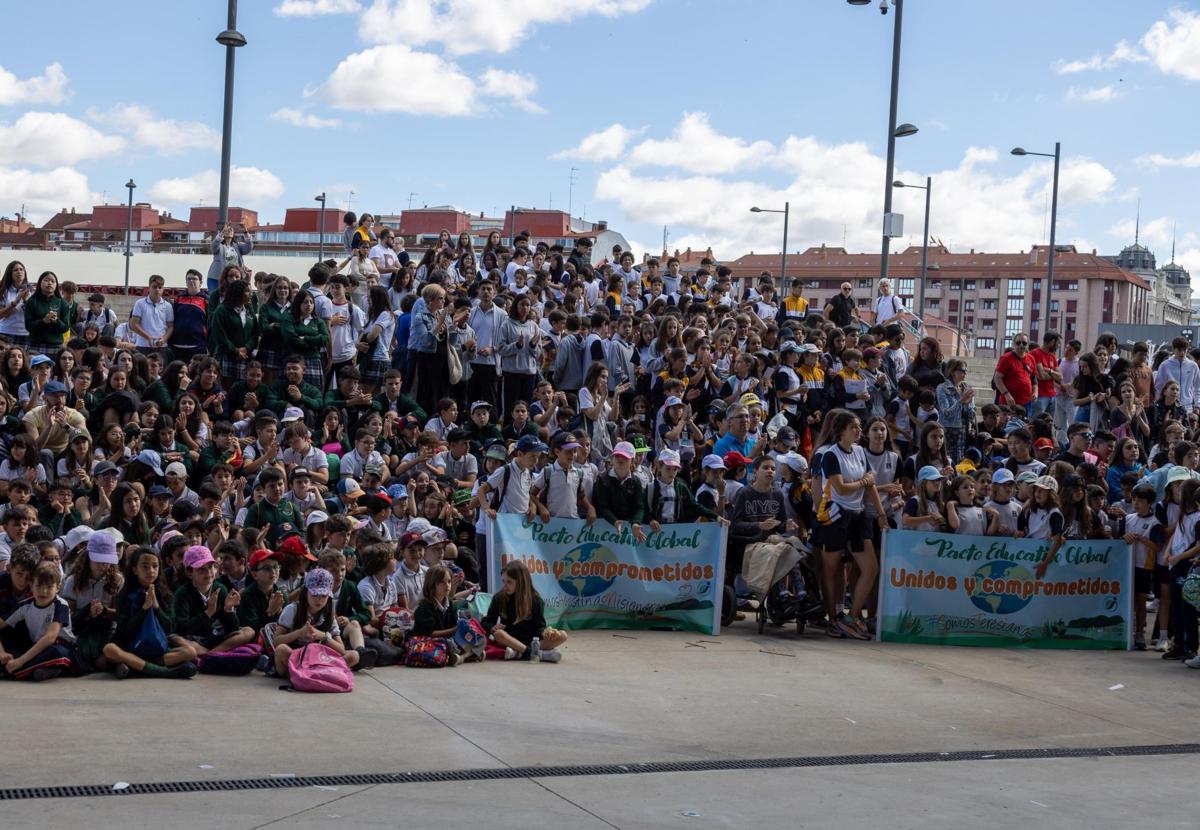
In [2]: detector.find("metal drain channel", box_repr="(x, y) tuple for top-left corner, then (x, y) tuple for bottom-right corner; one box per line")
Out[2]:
(3, 743), (1197, 801)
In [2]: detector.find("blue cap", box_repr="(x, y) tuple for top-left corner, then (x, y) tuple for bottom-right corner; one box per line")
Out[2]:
(148, 484), (172, 498)
(515, 435), (548, 454)
(43, 380), (67, 395)
(916, 465), (945, 483)
(386, 483), (409, 501)
(991, 468), (1015, 485)
(134, 448), (164, 475)
(30, 354), (52, 368)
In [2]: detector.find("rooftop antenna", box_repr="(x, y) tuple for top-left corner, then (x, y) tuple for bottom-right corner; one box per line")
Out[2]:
(346, 190), (355, 213)
(1172, 220), (1177, 264)
(663, 225), (669, 251)
(568, 167), (578, 219)
(1135, 198), (1141, 245)
(407, 192), (417, 210)
(843, 224), (847, 248)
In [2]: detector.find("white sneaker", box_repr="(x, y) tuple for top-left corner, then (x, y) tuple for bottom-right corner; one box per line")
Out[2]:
(1184, 655), (1200, 669)
(540, 648), (562, 663)
(504, 647), (519, 661)
(1155, 638), (1171, 652)
(1147, 598), (1160, 613)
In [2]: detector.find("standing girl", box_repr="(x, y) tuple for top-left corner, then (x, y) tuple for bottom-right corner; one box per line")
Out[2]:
(102, 547), (199, 679)
(255, 277), (291, 383)
(1164, 479), (1200, 661)
(945, 475), (999, 535)
(902, 467), (947, 532)
(358, 285), (395, 393)
(1025, 477), (1066, 578)
(937, 359), (975, 465)
(498, 295), (541, 417)
(482, 560), (567, 661)
(0, 260), (33, 349)
(23, 270), (71, 357)
(283, 290), (330, 390)
(210, 280), (259, 388)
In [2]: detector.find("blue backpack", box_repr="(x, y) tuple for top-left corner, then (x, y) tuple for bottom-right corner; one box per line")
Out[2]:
(129, 592), (169, 661)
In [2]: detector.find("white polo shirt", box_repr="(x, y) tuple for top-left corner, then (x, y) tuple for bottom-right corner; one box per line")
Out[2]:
(131, 296), (174, 347)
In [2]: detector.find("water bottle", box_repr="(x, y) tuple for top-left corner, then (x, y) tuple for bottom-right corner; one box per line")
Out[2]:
(458, 609), (468, 622)
(529, 637), (541, 663)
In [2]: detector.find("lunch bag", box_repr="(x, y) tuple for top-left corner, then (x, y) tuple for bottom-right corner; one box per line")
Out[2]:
(404, 636), (449, 668)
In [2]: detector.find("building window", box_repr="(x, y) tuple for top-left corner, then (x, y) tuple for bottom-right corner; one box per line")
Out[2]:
(982, 299), (996, 310)
(1008, 279), (1025, 296)
(1066, 317), (1076, 330)
(807, 280), (820, 289)
(948, 299), (959, 312)
(965, 315), (974, 327)
(929, 280), (942, 289)
(896, 278), (914, 298)
(1005, 318), (1023, 338)
(976, 337), (996, 350)
(1067, 300), (1077, 312)
(981, 318), (995, 330)
(858, 279), (872, 288)
(964, 280), (977, 291)
(1066, 281), (1078, 291)
(984, 280), (996, 289)
(1007, 298), (1024, 316)
(927, 299), (940, 310)
(1050, 300), (1059, 312)
(964, 300), (975, 312)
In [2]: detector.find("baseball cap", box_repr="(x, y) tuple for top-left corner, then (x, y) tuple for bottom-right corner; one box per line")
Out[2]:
(135, 449), (164, 476)
(485, 443), (509, 461)
(470, 400), (493, 413)
(515, 434), (548, 454)
(664, 395), (684, 408)
(1033, 437), (1055, 451)
(280, 535), (316, 561)
(723, 451), (752, 468)
(1015, 470), (1040, 485)
(148, 484), (172, 498)
(183, 545), (215, 569)
(780, 452), (807, 474)
(701, 454), (727, 471)
(338, 478), (365, 499)
(363, 463), (385, 478)
(406, 517), (433, 536)
(776, 426), (798, 446)
(630, 435), (651, 453)
(61, 526), (95, 552)
(991, 468), (1016, 485)
(917, 465), (945, 483)
(361, 494), (391, 513)
(551, 432), (581, 451)
(249, 549), (283, 570)
(401, 531), (426, 549)
(1033, 475), (1059, 493)
(1166, 465), (1194, 484)
(281, 407), (305, 423)
(86, 531), (119, 564)
(94, 461), (119, 477)
(658, 449), (682, 468)
(421, 527), (448, 545)
(303, 568), (335, 598)
(452, 488), (473, 506)
(69, 428), (89, 443)
(612, 441), (636, 459)
(780, 341), (802, 354)
(305, 510), (329, 527)
(798, 343), (821, 355)
(43, 380), (67, 395)
(164, 461), (187, 478)
(739, 393), (763, 408)
(707, 399), (728, 415)
(30, 354), (52, 368)
(386, 483), (409, 501)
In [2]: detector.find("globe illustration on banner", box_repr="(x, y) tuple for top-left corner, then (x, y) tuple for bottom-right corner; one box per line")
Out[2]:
(557, 543), (618, 598)
(969, 560), (1034, 615)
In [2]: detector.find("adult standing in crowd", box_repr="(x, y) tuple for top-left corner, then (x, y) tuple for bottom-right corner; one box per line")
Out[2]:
(824, 282), (859, 327)
(992, 332), (1036, 416)
(1027, 331), (1061, 418)
(873, 278), (906, 326)
(206, 224), (254, 294)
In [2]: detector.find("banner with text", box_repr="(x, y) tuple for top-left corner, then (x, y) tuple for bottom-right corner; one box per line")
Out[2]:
(878, 530), (1132, 649)
(488, 515), (727, 636)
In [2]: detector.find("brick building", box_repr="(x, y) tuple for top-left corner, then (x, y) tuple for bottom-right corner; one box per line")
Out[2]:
(727, 244), (1151, 356)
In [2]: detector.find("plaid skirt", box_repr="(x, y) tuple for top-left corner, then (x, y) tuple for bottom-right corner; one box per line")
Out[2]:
(215, 351), (248, 379)
(257, 348), (285, 372)
(3, 334), (30, 350)
(27, 340), (60, 357)
(302, 355), (325, 389)
(362, 357), (391, 387)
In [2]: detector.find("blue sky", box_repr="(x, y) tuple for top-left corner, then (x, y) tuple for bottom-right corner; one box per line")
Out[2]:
(4, 0), (1200, 275)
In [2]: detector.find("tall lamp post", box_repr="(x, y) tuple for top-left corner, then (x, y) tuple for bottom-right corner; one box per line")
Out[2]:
(892, 177), (931, 321)
(1011, 143), (1061, 335)
(508, 205), (525, 247)
(124, 179), (136, 292)
(847, 0), (916, 287)
(749, 203), (790, 289)
(315, 192), (327, 262)
(216, 0), (246, 228)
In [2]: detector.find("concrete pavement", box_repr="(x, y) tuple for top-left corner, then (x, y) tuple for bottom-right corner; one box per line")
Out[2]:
(2, 624), (1197, 828)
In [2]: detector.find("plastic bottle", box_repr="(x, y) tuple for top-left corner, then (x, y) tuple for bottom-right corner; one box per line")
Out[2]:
(529, 637), (541, 663)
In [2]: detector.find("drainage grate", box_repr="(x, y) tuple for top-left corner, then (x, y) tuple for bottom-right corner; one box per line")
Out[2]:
(2, 743), (1197, 802)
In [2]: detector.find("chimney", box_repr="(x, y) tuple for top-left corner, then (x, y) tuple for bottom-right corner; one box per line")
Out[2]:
(596, 220), (608, 230)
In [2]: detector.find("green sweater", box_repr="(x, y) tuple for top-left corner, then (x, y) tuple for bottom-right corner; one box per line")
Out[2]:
(24, 293), (71, 346)
(242, 498), (303, 544)
(171, 582), (240, 641)
(113, 591), (176, 647)
(645, 478), (717, 523)
(335, 580), (371, 628)
(237, 581), (281, 633)
(372, 391), (426, 423)
(282, 315), (330, 359)
(257, 301), (291, 355)
(270, 377), (323, 415)
(593, 472), (646, 524)
(210, 303), (259, 356)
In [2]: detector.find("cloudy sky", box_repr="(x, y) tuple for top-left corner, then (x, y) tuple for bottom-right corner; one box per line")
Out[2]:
(4, 0), (1200, 275)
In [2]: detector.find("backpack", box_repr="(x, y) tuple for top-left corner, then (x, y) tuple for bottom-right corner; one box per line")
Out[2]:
(1183, 568), (1200, 612)
(286, 642), (354, 692)
(378, 605), (414, 644)
(199, 643), (262, 675)
(129, 593), (169, 660)
(490, 464), (512, 510)
(452, 617), (488, 661)
(405, 636), (449, 668)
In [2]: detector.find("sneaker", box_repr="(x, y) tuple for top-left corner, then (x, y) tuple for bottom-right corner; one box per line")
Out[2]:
(254, 654), (270, 673)
(504, 647), (519, 661)
(540, 648), (562, 663)
(30, 666), (63, 682)
(1184, 655), (1200, 669)
(264, 661), (279, 678)
(112, 664), (131, 680)
(1155, 638), (1171, 652)
(354, 647), (378, 671)
(837, 619), (868, 640)
(446, 648), (459, 667)
(165, 662), (197, 679)
(1134, 635), (1147, 651)
(1163, 648), (1186, 660)
(1147, 598), (1159, 613)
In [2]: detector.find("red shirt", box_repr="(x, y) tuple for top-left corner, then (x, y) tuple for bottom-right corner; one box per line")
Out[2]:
(1027, 347), (1058, 399)
(995, 350), (1036, 406)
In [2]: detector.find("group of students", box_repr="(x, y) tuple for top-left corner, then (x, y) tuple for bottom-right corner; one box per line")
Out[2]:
(0, 224), (1198, 682)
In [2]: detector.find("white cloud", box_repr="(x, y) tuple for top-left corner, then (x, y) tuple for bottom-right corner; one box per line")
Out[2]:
(1054, 40), (1145, 74)
(553, 124), (642, 162)
(1065, 85), (1121, 102)
(478, 69), (544, 113)
(627, 112), (774, 174)
(1142, 9), (1200, 81)
(358, 0), (651, 55)
(88, 104), (219, 154)
(0, 166), (94, 221)
(1107, 215), (1176, 249)
(1136, 151), (1200, 168)
(272, 107), (342, 128)
(587, 114), (1116, 262)
(319, 45), (478, 115)
(0, 112), (124, 166)
(275, 0), (360, 16)
(148, 166), (285, 207)
(0, 63), (69, 106)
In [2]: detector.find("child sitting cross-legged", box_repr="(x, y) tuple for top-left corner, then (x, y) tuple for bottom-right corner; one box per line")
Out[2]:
(271, 568), (366, 678)
(482, 560), (567, 662)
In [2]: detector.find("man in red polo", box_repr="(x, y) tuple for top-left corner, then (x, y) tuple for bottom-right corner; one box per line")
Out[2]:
(992, 332), (1036, 416)
(1027, 331), (1061, 418)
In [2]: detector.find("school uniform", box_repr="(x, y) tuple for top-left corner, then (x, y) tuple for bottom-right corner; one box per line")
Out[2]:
(171, 582), (239, 648)
(4, 595), (77, 677)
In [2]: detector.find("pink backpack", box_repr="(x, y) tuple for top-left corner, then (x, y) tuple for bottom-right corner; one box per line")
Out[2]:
(287, 642), (354, 693)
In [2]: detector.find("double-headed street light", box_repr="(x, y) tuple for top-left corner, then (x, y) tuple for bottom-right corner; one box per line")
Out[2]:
(892, 177), (931, 321)
(749, 203), (790, 289)
(1012, 143), (1061, 335)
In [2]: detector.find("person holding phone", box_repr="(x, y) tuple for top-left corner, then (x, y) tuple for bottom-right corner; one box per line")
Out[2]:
(206, 223), (254, 294)
(0, 261), (33, 349)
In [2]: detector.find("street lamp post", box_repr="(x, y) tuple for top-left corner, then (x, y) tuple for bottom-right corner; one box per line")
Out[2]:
(749, 203), (790, 289)
(315, 192), (327, 262)
(892, 177), (931, 320)
(848, 0), (915, 287)
(124, 179), (136, 292)
(216, 0), (246, 228)
(1011, 143), (1061, 335)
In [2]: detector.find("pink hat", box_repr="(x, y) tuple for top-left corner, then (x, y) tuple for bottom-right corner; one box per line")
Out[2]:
(183, 545), (215, 570)
(612, 441), (635, 459)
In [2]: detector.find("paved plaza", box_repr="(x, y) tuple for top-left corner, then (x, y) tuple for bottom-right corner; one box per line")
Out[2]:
(4, 624), (1197, 828)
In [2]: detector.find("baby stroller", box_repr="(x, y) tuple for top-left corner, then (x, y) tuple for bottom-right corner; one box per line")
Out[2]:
(742, 535), (824, 635)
